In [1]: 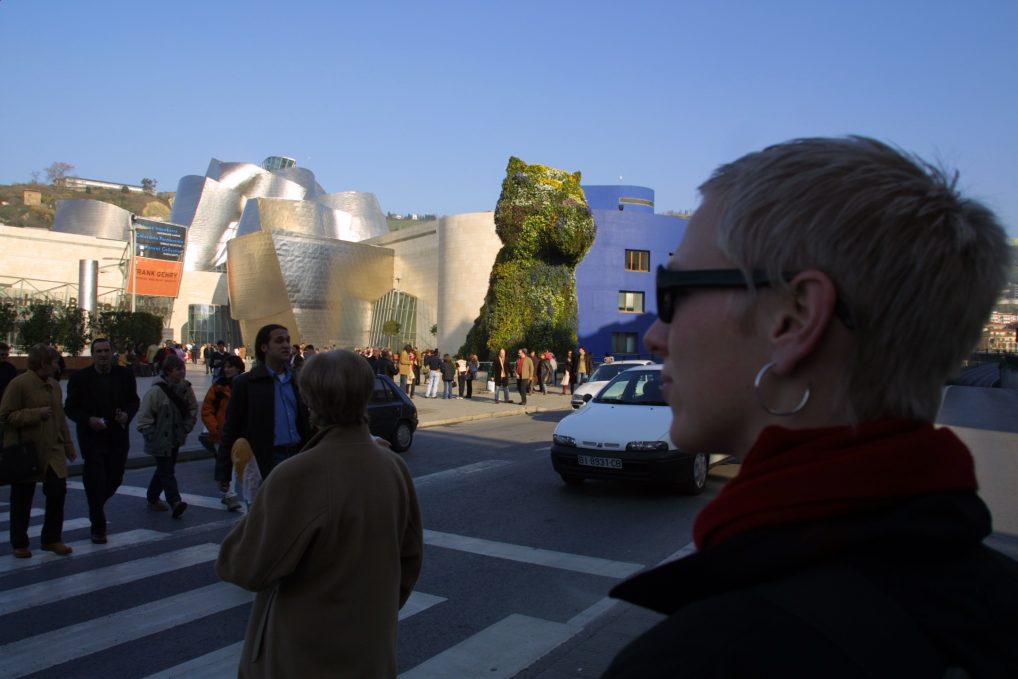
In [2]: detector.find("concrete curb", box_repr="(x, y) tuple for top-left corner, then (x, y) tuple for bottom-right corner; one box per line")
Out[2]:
(65, 402), (570, 476)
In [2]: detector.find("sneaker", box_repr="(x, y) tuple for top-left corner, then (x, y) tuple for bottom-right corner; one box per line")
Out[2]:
(41, 542), (73, 556)
(147, 500), (170, 512)
(172, 501), (188, 519)
(222, 496), (242, 512)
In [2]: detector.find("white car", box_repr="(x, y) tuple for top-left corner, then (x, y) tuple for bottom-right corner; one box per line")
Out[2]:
(551, 365), (728, 494)
(570, 359), (655, 409)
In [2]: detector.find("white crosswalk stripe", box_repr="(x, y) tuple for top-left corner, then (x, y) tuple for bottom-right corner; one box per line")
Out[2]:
(0, 529), (166, 574)
(0, 582), (253, 676)
(0, 543), (221, 615)
(143, 592), (448, 679)
(0, 508), (44, 523)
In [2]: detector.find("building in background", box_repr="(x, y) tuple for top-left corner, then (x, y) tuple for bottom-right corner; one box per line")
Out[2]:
(576, 186), (687, 357)
(0, 157), (685, 359)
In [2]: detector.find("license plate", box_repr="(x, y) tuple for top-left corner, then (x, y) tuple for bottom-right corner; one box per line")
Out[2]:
(578, 455), (622, 469)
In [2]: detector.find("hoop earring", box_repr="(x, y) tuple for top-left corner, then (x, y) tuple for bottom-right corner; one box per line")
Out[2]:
(754, 361), (810, 417)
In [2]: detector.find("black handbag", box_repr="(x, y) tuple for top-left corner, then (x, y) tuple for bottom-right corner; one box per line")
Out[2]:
(0, 431), (41, 486)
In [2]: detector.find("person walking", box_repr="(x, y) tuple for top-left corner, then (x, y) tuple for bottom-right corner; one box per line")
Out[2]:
(465, 354), (479, 399)
(64, 337), (140, 544)
(217, 324), (311, 482)
(398, 344), (414, 394)
(516, 348), (534, 406)
(425, 350), (443, 398)
(1, 344), (77, 558)
(440, 354), (456, 399)
(137, 355), (197, 519)
(455, 355), (467, 398)
(562, 349), (574, 395)
(491, 348), (512, 403)
(201, 354), (245, 511)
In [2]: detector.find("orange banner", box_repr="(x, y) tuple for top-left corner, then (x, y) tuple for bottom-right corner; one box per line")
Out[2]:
(126, 257), (185, 297)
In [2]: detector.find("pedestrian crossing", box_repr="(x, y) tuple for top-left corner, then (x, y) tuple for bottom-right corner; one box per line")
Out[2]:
(0, 463), (649, 678)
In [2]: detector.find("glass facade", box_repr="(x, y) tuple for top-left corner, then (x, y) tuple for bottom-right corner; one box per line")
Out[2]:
(369, 290), (419, 350)
(187, 304), (241, 347)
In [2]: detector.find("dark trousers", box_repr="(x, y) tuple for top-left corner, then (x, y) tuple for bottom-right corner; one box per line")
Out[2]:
(9, 467), (66, 548)
(517, 378), (530, 405)
(147, 447), (181, 506)
(465, 379), (473, 398)
(458, 375), (466, 397)
(82, 445), (129, 536)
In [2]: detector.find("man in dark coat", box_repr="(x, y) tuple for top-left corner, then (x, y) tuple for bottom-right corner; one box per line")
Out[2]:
(0, 342), (16, 399)
(64, 338), (140, 543)
(217, 324), (311, 484)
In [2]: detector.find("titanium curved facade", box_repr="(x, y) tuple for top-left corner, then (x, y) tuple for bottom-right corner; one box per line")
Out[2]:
(235, 198), (356, 241)
(172, 158), (387, 272)
(317, 192), (389, 240)
(53, 199), (132, 240)
(227, 229), (393, 349)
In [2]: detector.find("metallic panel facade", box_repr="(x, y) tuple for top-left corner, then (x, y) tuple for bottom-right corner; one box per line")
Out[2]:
(227, 229), (393, 349)
(53, 199), (132, 240)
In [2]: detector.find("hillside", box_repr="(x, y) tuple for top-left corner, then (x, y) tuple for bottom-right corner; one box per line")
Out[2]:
(0, 183), (173, 229)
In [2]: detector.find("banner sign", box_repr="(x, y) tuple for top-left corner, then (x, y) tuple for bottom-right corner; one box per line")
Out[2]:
(126, 218), (188, 298)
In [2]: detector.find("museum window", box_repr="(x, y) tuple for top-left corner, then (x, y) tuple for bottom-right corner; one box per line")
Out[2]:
(612, 332), (638, 355)
(618, 291), (645, 313)
(625, 249), (650, 272)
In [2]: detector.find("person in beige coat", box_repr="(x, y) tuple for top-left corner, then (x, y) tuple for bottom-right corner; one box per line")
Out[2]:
(1, 344), (77, 558)
(216, 349), (423, 679)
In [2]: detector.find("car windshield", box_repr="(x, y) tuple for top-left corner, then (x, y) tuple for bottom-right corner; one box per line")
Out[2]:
(588, 363), (637, 382)
(593, 370), (666, 406)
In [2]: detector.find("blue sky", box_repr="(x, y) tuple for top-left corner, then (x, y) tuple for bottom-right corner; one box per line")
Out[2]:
(2, 1), (1016, 232)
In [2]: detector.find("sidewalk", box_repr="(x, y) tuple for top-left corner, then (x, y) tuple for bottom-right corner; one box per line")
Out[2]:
(64, 366), (575, 475)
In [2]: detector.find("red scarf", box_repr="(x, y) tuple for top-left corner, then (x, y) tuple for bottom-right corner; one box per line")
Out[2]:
(693, 419), (977, 550)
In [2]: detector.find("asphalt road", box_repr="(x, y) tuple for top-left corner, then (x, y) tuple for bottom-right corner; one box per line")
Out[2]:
(0, 410), (726, 678)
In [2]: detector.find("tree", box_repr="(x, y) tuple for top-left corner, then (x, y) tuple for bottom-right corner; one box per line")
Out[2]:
(45, 162), (75, 184)
(141, 178), (158, 194)
(0, 302), (17, 343)
(92, 310), (163, 354)
(29, 170), (41, 184)
(17, 303), (58, 352)
(55, 305), (88, 356)
(381, 319), (401, 350)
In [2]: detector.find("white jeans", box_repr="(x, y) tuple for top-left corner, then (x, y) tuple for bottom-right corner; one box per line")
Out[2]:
(426, 370), (441, 397)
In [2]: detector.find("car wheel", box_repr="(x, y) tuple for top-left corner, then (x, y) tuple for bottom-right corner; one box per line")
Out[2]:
(390, 420), (414, 452)
(678, 452), (708, 495)
(560, 474), (584, 487)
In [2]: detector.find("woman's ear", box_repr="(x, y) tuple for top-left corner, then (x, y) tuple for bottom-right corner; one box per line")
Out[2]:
(768, 269), (838, 377)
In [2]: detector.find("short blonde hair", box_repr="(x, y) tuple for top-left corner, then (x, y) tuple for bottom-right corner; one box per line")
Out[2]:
(299, 349), (373, 427)
(701, 136), (1011, 421)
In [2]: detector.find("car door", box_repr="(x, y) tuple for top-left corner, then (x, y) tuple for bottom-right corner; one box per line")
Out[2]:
(368, 376), (401, 439)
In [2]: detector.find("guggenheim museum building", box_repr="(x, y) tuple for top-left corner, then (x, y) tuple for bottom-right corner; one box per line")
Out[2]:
(0, 156), (686, 359)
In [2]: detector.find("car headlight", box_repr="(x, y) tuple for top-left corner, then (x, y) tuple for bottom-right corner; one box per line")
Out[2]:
(626, 441), (669, 452)
(553, 434), (576, 447)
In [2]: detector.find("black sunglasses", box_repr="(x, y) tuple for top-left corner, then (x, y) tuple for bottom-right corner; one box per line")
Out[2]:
(655, 266), (854, 328)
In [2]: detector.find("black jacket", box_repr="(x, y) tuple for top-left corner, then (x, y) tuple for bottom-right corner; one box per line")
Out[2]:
(604, 492), (1018, 678)
(64, 364), (140, 454)
(216, 363), (311, 481)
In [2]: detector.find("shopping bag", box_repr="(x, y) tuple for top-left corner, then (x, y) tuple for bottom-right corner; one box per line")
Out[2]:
(486, 379), (496, 393)
(0, 439), (41, 486)
(231, 438), (262, 506)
